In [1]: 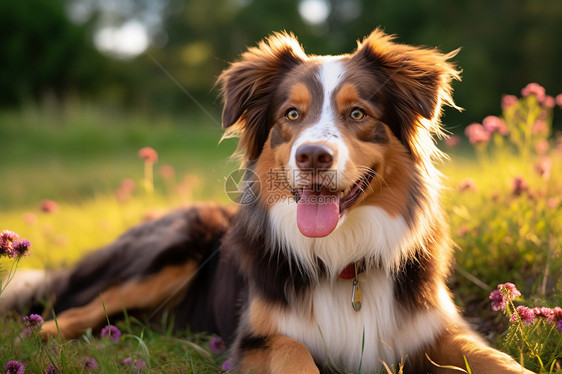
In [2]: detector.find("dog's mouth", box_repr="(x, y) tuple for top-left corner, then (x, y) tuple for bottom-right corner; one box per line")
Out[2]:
(291, 169), (375, 238)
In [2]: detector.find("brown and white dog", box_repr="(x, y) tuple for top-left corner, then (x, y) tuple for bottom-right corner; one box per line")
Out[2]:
(3, 29), (532, 373)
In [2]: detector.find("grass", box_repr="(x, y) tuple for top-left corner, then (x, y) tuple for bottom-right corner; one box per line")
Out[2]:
(1, 104), (561, 372)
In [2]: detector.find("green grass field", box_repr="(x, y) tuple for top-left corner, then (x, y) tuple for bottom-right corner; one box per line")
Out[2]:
(1, 106), (561, 372)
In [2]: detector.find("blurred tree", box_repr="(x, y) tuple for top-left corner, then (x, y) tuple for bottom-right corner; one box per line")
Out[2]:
(144, 0), (561, 127)
(1, 0), (560, 131)
(0, 0), (108, 107)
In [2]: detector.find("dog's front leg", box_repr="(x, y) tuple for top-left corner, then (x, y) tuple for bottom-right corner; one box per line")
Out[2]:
(235, 334), (319, 374)
(427, 326), (535, 373)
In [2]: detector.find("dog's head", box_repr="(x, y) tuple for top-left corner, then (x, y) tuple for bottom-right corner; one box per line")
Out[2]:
(219, 29), (459, 239)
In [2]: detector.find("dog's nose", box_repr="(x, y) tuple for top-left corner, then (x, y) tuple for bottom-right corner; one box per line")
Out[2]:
(295, 144), (334, 170)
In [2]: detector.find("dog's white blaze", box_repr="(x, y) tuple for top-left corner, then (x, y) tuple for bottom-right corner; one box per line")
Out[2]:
(288, 58), (350, 183)
(276, 274), (446, 372)
(269, 203), (410, 276)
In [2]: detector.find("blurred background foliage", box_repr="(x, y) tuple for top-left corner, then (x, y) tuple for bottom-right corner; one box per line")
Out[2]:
(1, 0), (561, 129)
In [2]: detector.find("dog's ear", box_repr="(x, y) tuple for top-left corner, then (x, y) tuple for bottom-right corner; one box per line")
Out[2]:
(218, 33), (306, 161)
(351, 28), (461, 159)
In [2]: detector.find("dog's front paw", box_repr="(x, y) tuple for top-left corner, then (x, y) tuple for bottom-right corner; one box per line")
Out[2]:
(269, 336), (319, 374)
(40, 320), (60, 340)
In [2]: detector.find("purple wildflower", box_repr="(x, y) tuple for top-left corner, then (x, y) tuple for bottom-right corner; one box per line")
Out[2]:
(100, 325), (121, 341)
(12, 239), (31, 257)
(210, 337), (226, 354)
(83, 357), (98, 370)
(510, 306), (535, 325)
(489, 289), (505, 311)
(4, 361), (25, 374)
(45, 363), (56, 374)
(20, 328), (31, 339)
(222, 358), (232, 371)
(558, 320), (562, 333)
(23, 314), (43, 328)
(123, 358), (133, 364)
(133, 359), (146, 370)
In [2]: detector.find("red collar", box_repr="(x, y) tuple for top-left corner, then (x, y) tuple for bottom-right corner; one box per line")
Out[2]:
(338, 263), (359, 279)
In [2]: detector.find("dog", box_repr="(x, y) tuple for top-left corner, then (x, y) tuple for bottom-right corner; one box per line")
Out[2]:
(2, 29), (532, 373)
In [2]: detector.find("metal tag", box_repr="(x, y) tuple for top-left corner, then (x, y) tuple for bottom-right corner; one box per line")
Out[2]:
(352, 279), (362, 312)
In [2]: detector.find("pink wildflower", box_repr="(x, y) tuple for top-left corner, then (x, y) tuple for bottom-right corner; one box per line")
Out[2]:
(534, 139), (550, 155)
(23, 212), (37, 225)
(0, 230), (19, 257)
(501, 95), (518, 110)
(510, 306), (535, 325)
(553, 307), (562, 325)
(444, 135), (460, 148)
(556, 94), (562, 107)
(457, 178), (477, 192)
(458, 226), (468, 237)
(544, 95), (555, 108)
(547, 197), (559, 209)
(210, 337), (226, 354)
(533, 307), (555, 323)
(535, 156), (551, 180)
(511, 177), (528, 196)
(501, 282), (521, 299)
(490, 282), (522, 311)
(138, 147), (158, 164)
(482, 116), (508, 135)
(532, 120), (548, 135)
(489, 289), (506, 311)
(123, 358), (133, 364)
(115, 178), (136, 203)
(160, 164), (176, 179)
(521, 83), (546, 102)
(465, 123), (490, 145)
(40, 199), (59, 214)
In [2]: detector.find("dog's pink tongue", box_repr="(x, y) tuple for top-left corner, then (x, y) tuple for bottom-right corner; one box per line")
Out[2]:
(297, 187), (340, 237)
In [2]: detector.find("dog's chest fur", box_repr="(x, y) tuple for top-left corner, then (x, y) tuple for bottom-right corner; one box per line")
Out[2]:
(276, 271), (444, 373)
(267, 204), (446, 372)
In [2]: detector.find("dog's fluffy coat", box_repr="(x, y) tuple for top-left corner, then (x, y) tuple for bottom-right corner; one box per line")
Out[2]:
(2, 29), (532, 373)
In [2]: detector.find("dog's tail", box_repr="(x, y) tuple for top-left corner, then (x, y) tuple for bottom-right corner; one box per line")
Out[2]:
(0, 268), (68, 315)
(1, 204), (236, 319)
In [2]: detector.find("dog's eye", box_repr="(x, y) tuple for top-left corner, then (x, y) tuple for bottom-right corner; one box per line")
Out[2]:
(286, 109), (299, 121)
(350, 108), (365, 120)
